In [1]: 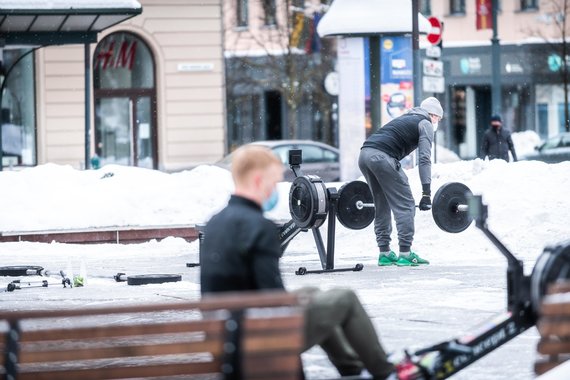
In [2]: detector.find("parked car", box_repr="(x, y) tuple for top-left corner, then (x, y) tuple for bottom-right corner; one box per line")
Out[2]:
(522, 133), (570, 163)
(217, 140), (340, 182)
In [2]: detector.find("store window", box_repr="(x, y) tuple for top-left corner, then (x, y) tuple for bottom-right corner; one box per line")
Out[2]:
(557, 103), (570, 133)
(1, 49), (36, 167)
(450, 0), (465, 15)
(93, 32), (157, 169)
(537, 103), (548, 138)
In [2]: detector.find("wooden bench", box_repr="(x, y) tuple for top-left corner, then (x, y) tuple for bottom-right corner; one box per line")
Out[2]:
(535, 281), (570, 376)
(0, 291), (304, 380)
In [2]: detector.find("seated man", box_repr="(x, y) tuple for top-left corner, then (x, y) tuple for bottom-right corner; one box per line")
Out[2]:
(200, 145), (395, 379)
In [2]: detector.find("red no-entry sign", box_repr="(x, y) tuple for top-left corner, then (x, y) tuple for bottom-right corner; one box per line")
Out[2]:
(427, 16), (442, 45)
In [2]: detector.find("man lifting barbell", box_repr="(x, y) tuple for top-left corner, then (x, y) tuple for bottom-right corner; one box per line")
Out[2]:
(358, 97), (443, 267)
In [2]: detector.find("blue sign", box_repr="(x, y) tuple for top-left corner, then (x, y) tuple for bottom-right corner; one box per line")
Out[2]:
(364, 36), (413, 96)
(381, 36), (413, 83)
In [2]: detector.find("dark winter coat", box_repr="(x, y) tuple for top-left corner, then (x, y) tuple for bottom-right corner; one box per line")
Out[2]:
(200, 195), (284, 294)
(480, 127), (518, 162)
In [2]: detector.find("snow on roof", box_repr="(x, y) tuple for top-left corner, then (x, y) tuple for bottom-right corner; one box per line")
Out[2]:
(317, 0), (431, 37)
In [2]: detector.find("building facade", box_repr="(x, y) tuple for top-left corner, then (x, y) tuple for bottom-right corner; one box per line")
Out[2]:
(421, 0), (569, 158)
(223, 0), (338, 152)
(2, 0), (225, 171)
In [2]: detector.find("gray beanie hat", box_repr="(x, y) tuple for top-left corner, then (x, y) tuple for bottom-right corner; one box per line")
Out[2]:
(420, 97), (443, 118)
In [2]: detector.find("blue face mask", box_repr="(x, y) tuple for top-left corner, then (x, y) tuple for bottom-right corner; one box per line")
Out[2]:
(262, 189), (279, 212)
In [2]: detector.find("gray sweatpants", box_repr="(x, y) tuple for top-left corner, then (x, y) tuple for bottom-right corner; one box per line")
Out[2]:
(358, 147), (416, 252)
(297, 287), (394, 378)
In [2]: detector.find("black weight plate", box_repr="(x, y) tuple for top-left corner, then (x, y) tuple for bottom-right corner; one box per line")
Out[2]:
(432, 182), (473, 233)
(288, 175), (328, 229)
(0, 265), (43, 277)
(530, 241), (570, 317)
(337, 181), (374, 230)
(127, 274), (182, 286)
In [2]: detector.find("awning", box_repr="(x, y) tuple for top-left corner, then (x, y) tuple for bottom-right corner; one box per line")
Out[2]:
(0, 0), (142, 46)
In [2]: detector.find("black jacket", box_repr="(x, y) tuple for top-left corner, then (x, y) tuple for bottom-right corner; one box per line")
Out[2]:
(480, 127), (518, 162)
(200, 195), (284, 294)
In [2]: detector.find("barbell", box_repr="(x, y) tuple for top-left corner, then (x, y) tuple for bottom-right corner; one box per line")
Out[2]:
(336, 181), (474, 233)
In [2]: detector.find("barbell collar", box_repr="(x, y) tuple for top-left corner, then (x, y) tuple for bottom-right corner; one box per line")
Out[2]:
(456, 204), (469, 212)
(355, 200), (374, 210)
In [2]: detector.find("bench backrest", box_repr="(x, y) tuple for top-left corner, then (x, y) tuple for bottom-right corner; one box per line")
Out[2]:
(0, 291), (304, 380)
(535, 281), (570, 376)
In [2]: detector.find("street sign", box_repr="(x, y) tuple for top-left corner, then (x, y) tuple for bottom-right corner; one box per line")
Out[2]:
(426, 45), (441, 58)
(423, 59), (444, 77)
(427, 16), (442, 45)
(423, 76), (445, 93)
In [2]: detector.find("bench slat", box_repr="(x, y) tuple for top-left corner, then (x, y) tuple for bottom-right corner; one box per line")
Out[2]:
(537, 338), (570, 355)
(547, 282), (570, 294)
(20, 319), (224, 342)
(17, 361), (222, 380)
(17, 321), (302, 363)
(18, 314), (302, 343)
(244, 353), (302, 377)
(538, 319), (570, 337)
(20, 340), (224, 364)
(540, 300), (570, 317)
(244, 329), (304, 353)
(0, 291), (299, 321)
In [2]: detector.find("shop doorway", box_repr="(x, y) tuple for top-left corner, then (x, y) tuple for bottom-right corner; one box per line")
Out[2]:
(474, 86), (492, 150)
(264, 91), (282, 140)
(93, 32), (157, 169)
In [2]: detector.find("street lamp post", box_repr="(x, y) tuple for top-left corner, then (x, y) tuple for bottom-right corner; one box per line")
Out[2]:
(491, 0), (501, 116)
(412, 0), (421, 107)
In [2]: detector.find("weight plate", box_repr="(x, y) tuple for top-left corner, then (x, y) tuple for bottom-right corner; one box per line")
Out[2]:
(337, 181), (374, 230)
(127, 274), (182, 286)
(530, 241), (570, 317)
(0, 265), (43, 277)
(432, 182), (473, 233)
(288, 175), (328, 229)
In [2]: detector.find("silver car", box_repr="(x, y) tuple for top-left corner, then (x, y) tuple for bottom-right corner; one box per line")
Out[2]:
(523, 133), (570, 163)
(217, 140), (340, 182)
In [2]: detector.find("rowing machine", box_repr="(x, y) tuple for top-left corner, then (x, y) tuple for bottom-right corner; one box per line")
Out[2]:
(393, 195), (570, 379)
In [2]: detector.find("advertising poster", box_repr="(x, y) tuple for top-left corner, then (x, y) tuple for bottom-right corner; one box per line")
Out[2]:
(364, 36), (414, 136)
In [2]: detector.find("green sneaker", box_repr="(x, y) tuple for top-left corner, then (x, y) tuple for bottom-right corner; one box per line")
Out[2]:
(396, 251), (429, 266)
(378, 251), (398, 266)
(409, 251), (430, 265)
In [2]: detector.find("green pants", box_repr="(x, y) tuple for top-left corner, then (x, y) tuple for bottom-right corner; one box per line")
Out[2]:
(296, 287), (395, 378)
